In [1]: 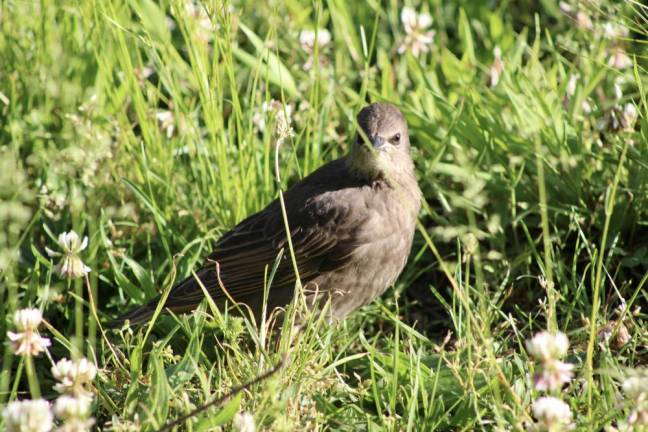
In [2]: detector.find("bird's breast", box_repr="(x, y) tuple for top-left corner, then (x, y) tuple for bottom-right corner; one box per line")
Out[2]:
(313, 186), (419, 319)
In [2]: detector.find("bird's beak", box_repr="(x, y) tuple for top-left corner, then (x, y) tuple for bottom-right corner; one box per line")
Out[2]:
(370, 135), (385, 149)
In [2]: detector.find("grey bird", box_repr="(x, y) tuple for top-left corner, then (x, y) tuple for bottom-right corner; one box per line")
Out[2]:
(115, 102), (421, 326)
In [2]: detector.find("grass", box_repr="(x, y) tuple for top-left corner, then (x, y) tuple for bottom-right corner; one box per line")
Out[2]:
(1, 0), (647, 430)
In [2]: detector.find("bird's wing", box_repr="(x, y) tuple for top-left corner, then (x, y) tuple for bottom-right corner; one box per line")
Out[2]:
(161, 188), (364, 311)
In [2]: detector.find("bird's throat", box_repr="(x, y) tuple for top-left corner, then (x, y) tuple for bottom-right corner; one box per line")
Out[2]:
(347, 147), (386, 180)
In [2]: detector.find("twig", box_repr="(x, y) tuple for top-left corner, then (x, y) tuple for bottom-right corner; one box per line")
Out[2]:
(156, 355), (286, 432)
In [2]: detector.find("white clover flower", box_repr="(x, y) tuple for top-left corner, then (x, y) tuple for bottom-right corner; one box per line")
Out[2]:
(299, 28), (332, 71)
(533, 360), (574, 391)
(45, 231), (91, 280)
(299, 29), (331, 54)
(526, 331), (570, 361)
(603, 22), (629, 39)
(487, 46), (504, 87)
(232, 411), (256, 432)
(56, 418), (96, 432)
(155, 110), (175, 139)
(7, 308), (51, 356)
(13, 308), (44, 331)
(398, 6), (435, 58)
(54, 394), (95, 432)
(608, 48), (633, 70)
(623, 376), (648, 400)
(6, 330), (51, 357)
(532, 397), (573, 431)
(620, 376), (648, 427)
(527, 331), (574, 391)
(2, 399), (53, 432)
(53, 395), (93, 420)
(52, 358), (97, 397)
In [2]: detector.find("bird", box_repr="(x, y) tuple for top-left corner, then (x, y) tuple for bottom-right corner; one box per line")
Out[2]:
(115, 102), (422, 327)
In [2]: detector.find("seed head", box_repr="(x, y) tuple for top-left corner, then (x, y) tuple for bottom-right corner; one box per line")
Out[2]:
(2, 399), (53, 432)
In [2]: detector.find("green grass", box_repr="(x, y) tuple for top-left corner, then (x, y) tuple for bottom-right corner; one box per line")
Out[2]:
(1, 0), (647, 430)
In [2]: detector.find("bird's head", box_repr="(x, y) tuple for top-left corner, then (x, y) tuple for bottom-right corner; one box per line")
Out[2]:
(350, 102), (414, 181)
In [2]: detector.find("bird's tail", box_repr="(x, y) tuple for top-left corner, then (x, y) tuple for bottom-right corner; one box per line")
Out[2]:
(108, 297), (163, 328)
(108, 270), (210, 328)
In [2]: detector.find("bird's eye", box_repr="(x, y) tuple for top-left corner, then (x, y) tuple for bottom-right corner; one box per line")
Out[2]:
(392, 133), (401, 144)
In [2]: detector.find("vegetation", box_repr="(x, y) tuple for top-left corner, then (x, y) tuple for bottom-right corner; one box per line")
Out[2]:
(0, 0), (647, 430)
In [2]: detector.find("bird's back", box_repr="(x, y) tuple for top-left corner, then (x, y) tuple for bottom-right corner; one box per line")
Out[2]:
(114, 101), (422, 327)
(115, 156), (416, 325)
